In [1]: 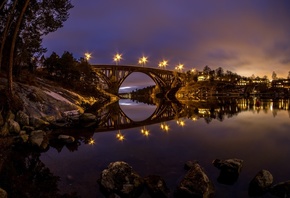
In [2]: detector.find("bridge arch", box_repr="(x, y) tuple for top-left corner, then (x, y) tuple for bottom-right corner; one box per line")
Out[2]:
(92, 64), (185, 96)
(119, 72), (156, 93)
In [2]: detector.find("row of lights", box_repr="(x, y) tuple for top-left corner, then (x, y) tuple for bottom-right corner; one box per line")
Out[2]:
(87, 118), (193, 146)
(88, 120), (186, 144)
(85, 52), (185, 71)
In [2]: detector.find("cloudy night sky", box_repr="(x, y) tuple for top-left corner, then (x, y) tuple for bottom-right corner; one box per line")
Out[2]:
(43, 0), (290, 81)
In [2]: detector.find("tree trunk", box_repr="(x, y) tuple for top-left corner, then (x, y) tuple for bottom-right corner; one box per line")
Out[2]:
(0, 0), (18, 72)
(7, 0), (30, 97)
(0, 0), (7, 11)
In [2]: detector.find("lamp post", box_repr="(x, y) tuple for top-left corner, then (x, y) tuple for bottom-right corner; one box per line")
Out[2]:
(138, 56), (148, 67)
(113, 53), (122, 65)
(158, 60), (168, 69)
(175, 63), (184, 72)
(84, 52), (92, 62)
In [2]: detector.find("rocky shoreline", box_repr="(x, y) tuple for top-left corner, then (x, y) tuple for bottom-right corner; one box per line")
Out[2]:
(1, 76), (290, 197)
(0, 76), (114, 197)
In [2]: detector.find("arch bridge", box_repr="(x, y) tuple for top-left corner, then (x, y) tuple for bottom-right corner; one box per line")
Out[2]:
(91, 65), (186, 96)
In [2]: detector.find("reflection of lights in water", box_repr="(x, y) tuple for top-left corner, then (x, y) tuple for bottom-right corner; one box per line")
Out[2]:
(176, 119), (185, 127)
(191, 117), (197, 121)
(88, 138), (95, 145)
(141, 126), (150, 137)
(116, 130), (125, 141)
(160, 122), (170, 132)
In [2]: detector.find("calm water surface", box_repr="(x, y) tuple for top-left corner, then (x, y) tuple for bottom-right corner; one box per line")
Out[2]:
(40, 98), (290, 197)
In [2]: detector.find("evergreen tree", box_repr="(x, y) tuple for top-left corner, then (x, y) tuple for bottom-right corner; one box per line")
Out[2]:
(0, 0), (73, 103)
(272, 71), (277, 80)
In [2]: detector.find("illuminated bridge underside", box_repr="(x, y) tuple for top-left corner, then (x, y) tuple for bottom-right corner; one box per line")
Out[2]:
(92, 65), (186, 95)
(95, 102), (185, 132)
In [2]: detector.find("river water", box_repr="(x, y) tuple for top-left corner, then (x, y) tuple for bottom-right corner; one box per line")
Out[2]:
(3, 98), (290, 197)
(39, 98), (290, 197)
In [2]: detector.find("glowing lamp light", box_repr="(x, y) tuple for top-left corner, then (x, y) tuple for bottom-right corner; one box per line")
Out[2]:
(84, 52), (92, 61)
(141, 126), (150, 137)
(158, 60), (168, 69)
(175, 63), (184, 72)
(88, 138), (95, 145)
(138, 56), (148, 66)
(113, 53), (122, 65)
(176, 119), (185, 127)
(160, 122), (170, 132)
(116, 131), (125, 141)
(191, 117), (197, 121)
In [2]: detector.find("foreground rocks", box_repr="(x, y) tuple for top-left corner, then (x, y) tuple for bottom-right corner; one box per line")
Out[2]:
(98, 161), (144, 197)
(144, 175), (169, 198)
(175, 161), (215, 198)
(212, 158), (243, 185)
(97, 159), (290, 198)
(0, 109), (98, 150)
(248, 169), (273, 196)
(270, 181), (290, 197)
(98, 161), (214, 198)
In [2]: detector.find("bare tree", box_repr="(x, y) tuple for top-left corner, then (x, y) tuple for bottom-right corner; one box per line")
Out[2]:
(0, 0), (18, 71)
(7, 0), (31, 97)
(0, 0), (7, 11)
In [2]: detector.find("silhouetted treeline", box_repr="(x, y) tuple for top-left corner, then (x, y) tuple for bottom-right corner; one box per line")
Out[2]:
(130, 85), (156, 105)
(40, 51), (107, 99)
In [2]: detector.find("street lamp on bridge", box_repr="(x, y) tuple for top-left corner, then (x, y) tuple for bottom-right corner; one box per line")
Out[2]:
(158, 60), (168, 69)
(138, 56), (148, 67)
(113, 53), (122, 65)
(175, 63), (184, 72)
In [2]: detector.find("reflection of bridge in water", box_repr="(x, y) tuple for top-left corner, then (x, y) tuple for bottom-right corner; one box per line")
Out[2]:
(95, 100), (186, 132)
(94, 98), (290, 133)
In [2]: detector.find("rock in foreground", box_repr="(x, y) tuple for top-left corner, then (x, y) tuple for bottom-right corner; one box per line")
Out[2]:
(144, 175), (169, 198)
(248, 169), (273, 196)
(98, 161), (144, 197)
(270, 180), (290, 198)
(175, 161), (214, 198)
(213, 158), (243, 185)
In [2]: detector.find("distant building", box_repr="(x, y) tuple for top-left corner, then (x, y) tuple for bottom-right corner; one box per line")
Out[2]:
(252, 78), (269, 84)
(237, 79), (250, 86)
(197, 73), (209, 81)
(272, 79), (290, 89)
